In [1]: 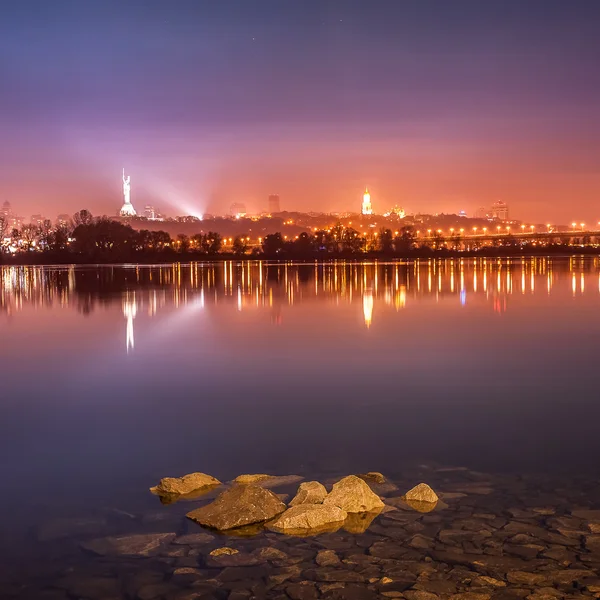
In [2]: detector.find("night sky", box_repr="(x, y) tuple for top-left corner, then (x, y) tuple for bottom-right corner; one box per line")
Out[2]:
(2, 0), (600, 222)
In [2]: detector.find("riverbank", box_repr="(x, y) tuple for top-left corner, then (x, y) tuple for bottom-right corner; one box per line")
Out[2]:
(2, 246), (600, 266)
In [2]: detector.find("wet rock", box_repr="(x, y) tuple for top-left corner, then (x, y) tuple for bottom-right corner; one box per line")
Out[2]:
(358, 471), (386, 484)
(324, 584), (380, 599)
(473, 576), (506, 588)
(316, 549), (341, 567)
(506, 571), (547, 586)
(138, 582), (180, 599)
(233, 474), (303, 487)
(210, 547), (238, 557)
(404, 483), (439, 503)
(303, 568), (365, 582)
(37, 516), (108, 541)
(369, 540), (412, 559)
(217, 565), (269, 582)
(544, 568), (595, 585)
(585, 534), (600, 552)
(289, 481), (327, 506)
(80, 532), (175, 556)
(150, 472), (220, 495)
(504, 544), (544, 559)
(253, 546), (289, 563)
(286, 582), (319, 599)
(268, 504), (347, 534)
(173, 533), (215, 545)
(404, 591), (441, 600)
(206, 549), (261, 567)
(409, 534), (435, 549)
(269, 564), (302, 585)
(186, 484), (286, 531)
(405, 499), (440, 513)
(323, 475), (385, 513)
(448, 593), (492, 600)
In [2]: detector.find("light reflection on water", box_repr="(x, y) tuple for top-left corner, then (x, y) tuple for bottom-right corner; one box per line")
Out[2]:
(2, 257), (600, 351)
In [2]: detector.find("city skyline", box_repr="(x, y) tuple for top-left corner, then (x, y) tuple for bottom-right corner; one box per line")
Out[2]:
(2, 1), (600, 222)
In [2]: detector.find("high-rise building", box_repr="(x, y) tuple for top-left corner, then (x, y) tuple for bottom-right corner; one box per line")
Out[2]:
(1, 201), (12, 219)
(56, 214), (71, 227)
(491, 201), (509, 220)
(361, 188), (372, 215)
(144, 205), (157, 220)
(268, 194), (280, 214)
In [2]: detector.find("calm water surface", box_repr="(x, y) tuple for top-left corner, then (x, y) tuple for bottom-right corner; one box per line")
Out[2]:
(1, 258), (600, 596)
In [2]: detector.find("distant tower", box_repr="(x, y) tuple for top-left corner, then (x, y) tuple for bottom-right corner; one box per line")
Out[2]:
(268, 194), (280, 214)
(362, 188), (372, 215)
(120, 169), (136, 217)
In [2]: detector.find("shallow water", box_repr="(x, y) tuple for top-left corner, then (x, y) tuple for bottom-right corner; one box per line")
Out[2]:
(1, 258), (600, 598)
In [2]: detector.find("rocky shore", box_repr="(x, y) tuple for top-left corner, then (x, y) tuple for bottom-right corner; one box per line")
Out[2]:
(5, 466), (600, 599)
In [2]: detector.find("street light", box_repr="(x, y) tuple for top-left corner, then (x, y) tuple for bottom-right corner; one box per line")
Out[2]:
(530, 225), (534, 233)
(473, 226), (478, 234)
(521, 225), (526, 232)
(483, 227), (487, 234)
(497, 225), (501, 234)
(580, 222), (585, 231)
(572, 222), (577, 230)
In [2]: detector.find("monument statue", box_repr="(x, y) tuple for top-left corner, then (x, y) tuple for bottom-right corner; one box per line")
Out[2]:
(120, 168), (136, 217)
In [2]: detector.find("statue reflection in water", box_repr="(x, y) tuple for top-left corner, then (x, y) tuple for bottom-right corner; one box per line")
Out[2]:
(123, 294), (137, 353)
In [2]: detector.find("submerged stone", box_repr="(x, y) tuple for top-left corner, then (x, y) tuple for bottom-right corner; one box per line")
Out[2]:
(186, 484), (286, 531)
(80, 532), (175, 557)
(323, 475), (385, 513)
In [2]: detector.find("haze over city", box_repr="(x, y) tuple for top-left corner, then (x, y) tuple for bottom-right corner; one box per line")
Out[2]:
(2, 0), (600, 223)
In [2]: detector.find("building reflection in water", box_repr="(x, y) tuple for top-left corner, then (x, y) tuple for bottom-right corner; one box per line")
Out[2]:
(2, 258), (600, 352)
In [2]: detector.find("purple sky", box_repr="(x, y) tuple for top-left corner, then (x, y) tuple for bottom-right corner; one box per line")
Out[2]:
(1, 0), (600, 223)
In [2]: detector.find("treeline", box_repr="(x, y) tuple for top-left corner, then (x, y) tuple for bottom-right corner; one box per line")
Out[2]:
(0, 210), (597, 264)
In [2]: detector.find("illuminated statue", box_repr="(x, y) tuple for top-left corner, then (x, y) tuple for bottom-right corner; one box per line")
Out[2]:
(120, 168), (137, 217)
(361, 188), (372, 215)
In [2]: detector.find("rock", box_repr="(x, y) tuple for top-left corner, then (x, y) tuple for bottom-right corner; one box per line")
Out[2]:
(80, 532), (175, 556)
(358, 472), (386, 484)
(405, 498), (440, 513)
(267, 504), (347, 534)
(286, 582), (319, 600)
(289, 481), (327, 506)
(473, 576), (506, 587)
(585, 535), (600, 552)
(206, 549), (260, 567)
(323, 475), (385, 513)
(404, 592), (441, 600)
(173, 533), (215, 545)
(210, 547), (238, 556)
(304, 568), (365, 582)
(449, 594), (491, 600)
(506, 571), (547, 586)
(233, 474), (303, 487)
(37, 516), (108, 541)
(404, 483), (439, 503)
(186, 484), (286, 530)
(316, 549), (341, 567)
(150, 472), (220, 495)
